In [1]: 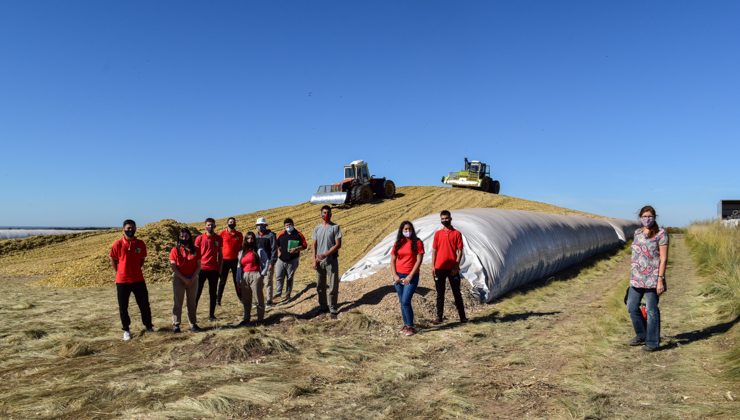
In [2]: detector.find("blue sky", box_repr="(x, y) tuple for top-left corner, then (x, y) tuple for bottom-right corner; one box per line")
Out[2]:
(1, 1), (738, 227)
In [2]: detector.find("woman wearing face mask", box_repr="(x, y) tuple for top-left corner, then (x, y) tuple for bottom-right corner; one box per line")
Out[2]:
(237, 232), (265, 325)
(627, 205), (669, 351)
(389, 221), (425, 336)
(169, 228), (201, 333)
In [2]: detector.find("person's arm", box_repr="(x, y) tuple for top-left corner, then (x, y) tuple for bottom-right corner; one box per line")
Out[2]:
(192, 260), (201, 284)
(217, 242), (223, 272)
(452, 248), (462, 276)
(312, 239), (319, 269)
(390, 247), (400, 284)
(657, 244), (668, 295)
(322, 237), (342, 259)
(110, 256), (118, 272)
(406, 242), (424, 284)
(269, 235), (278, 268)
(170, 261), (188, 283)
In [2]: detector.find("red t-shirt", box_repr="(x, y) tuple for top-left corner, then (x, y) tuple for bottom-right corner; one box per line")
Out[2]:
(240, 250), (261, 272)
(432, 228), (463, 270)
(194, 233), (222, 271)
(220, 229), (243, 260)
(391, 239), (425, 275)
(169, 245), (201, 277)
(109, 237), (147, 284)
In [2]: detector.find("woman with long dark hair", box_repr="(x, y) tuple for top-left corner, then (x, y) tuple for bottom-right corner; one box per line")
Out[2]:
(169, 228), (201, 333)
(389, 221), (425, 336)
(237, 231), (264, 325)
(627, 205), (669, 351)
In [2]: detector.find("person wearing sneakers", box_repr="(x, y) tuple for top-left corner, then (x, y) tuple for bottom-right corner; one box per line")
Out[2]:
(389, 221), (424, 336)
(254, 217), (278, 307)
(109, 219), (154, 341)
(627, 205), (669, 352)
(312, 205), (342, 319)
(169, 228), (201, 333)
(431, 210), (467, 324)
(275, 218), (307, 302)
(237, 232), (265, 325)
(218, 217), (243, 305)
(194, 218), (223, 321)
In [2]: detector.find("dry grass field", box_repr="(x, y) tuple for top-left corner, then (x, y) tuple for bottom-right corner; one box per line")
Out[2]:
(0, 187), (737, 418)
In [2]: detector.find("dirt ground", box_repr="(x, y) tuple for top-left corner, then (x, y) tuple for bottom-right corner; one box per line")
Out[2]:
(0, 235), (737, 418)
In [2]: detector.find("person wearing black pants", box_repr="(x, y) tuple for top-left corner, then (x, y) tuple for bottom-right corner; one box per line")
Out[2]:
(194, 218), (223, 321)
(433, 269), (466, 322)
(197, 269), (220, 319)
(431, 210), (468, 324)
(218, 217), (243, 305)
(109, 219), (154, 341)
(218, 260), (239, 304)
(117, 281), (153, 333)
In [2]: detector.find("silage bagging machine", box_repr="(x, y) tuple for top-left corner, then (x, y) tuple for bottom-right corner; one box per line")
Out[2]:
(310, 160), (396, 205)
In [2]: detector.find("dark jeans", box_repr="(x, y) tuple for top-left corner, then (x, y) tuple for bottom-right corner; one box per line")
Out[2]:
(627, 286), (661, 348)
(394, 273), (419, 326)
(197, 269), (219, 318)
(116, 281), (153, 331)
(218, 259), (240, 303)
(434, 269), (467, 321)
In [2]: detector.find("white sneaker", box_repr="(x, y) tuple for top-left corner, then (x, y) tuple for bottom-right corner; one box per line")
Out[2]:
(122, 331), (132, 341)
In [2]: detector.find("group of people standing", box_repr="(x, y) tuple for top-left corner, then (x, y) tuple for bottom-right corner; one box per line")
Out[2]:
(110, 204), (669, 351)
(109, 205), (341, 341)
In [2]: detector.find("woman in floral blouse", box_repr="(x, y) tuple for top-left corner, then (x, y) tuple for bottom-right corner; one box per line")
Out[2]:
(627, 205), (669, 351)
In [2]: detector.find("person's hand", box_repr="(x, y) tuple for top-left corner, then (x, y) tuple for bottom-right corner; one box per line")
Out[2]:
(657, 279), (665, 295)
(312, 260), (318, 270)
(402, 276), (411, 285)
(392, 273), (401, 284)
(317, 253), (326, 262)
(431, 268), (436, 279)
(451, 267), (459, 276)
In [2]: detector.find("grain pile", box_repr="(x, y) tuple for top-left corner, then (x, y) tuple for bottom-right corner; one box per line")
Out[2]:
(44, 220), (200, 287)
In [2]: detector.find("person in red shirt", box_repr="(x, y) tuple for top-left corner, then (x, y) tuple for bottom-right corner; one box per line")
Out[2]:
(389, 221), (424, 336)
(194, 217), (223, 321)
(109, 219), (153, 341)
(218, 217), (243, 306)
(431, 210), (467, 324)
(237, 231), (265, 325)
(169, 228), (201, 333)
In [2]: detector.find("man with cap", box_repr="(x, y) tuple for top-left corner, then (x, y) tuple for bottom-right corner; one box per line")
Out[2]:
(254, 217), (278, 307)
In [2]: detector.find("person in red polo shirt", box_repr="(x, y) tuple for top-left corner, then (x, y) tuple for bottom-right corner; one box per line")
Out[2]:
(194, 217), (223, 321)
(109, 219), (153, 341)
(218, 217), (243, 306)
(169, 228), (201, 333)
(431, 210), (467, 324)
(389, 221), (424, 336)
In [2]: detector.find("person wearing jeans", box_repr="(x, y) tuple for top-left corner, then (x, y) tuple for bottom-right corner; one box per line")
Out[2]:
(628, 205), (669, 351)
(109, 219), (153, 341)
(390, 221), (424, 336)
(431, 210), (467, 324)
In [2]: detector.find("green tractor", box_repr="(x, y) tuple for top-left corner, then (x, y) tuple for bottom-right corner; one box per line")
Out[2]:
(441, 158), (501, 194)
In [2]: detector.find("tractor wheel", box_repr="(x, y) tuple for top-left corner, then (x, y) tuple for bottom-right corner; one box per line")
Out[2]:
(383, 180), (396, 198)
(359, 185), (374, 203)
(492, 180), (501, 194)
(480, 178), (491, 193)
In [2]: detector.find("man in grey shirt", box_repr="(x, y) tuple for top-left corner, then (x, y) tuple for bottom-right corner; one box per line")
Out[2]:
(312, 205), (342, 319)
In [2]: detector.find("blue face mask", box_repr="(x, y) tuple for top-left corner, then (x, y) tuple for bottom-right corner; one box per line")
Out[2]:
(641, 216), (655, 227)
(286, 226), (294, 233)
(258, 226), (267, 233)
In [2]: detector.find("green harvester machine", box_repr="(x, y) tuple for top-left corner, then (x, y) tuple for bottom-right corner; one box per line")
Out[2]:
(441, 158), (501, 194)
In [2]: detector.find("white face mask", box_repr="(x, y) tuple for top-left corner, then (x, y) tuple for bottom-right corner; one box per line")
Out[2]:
(286, 226), (295, 233)
(403, 231), (411, 238)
